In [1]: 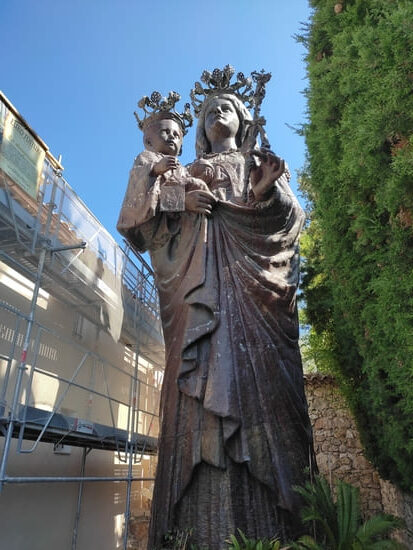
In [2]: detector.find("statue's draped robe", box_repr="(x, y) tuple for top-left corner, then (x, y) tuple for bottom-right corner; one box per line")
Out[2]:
(118, 151), (315, 549)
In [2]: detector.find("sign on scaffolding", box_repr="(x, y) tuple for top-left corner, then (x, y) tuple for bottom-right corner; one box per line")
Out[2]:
(0, 109), (45, 199)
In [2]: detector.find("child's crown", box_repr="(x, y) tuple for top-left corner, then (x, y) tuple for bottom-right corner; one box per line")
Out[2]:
(134, 91), (193, 135)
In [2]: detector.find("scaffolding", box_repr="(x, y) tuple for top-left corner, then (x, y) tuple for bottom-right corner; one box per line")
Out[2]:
(0, 92), (164, 549)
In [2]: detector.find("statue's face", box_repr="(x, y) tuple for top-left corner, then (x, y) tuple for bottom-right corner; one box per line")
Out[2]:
(204, 97), (240, 143)
(145, 119), (183, 155)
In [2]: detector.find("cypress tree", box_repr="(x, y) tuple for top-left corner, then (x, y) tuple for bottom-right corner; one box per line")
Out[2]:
(300, 0), (413, 490)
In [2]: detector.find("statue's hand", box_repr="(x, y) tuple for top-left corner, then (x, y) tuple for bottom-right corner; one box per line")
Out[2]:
(152, 156), (179, 176)
(249, 151), (285, 201)
(185, 177), (210, 192)
(185, 189), (216, 216)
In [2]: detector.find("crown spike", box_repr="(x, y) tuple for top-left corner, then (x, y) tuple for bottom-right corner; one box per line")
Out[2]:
(134, 90), (193, 134)
(190, 65), (271, 118)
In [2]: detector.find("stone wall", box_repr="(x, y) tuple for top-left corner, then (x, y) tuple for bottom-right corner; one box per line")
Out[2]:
(304, 373), (383, 515)
(128, 516), (149, 550)
(305, 373), (413, 547)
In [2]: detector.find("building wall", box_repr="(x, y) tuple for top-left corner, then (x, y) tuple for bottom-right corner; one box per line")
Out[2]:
(0, 264), (160, 550)
(0, 439), (156, 550)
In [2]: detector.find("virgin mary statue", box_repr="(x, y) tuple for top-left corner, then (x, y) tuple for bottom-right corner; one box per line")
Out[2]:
(118, 67), (316, 550)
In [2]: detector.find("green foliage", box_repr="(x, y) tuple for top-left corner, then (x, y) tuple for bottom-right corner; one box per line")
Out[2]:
(290, 476), (405, 549)
(299, 0), (413, 490)
(226, 529), (282, 550)
(160, 529), (199, 550)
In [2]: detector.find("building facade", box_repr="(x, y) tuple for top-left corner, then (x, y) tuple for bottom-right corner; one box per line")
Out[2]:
(0, 91), (163, 550)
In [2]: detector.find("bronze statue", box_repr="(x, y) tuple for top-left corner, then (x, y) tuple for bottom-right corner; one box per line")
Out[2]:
(118, 67), (316, 549)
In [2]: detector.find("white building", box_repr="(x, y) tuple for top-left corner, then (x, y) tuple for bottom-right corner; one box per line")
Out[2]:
(0, 91), (164, 550)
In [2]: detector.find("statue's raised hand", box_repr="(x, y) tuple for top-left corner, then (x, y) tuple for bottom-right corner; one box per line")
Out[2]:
(249, 150), (285, 202)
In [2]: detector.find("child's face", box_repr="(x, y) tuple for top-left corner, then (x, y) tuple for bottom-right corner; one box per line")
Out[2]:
(145, 119), (183, 156)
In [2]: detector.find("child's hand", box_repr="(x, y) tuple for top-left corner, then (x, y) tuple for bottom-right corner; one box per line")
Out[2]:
(152, 156), (179, 176)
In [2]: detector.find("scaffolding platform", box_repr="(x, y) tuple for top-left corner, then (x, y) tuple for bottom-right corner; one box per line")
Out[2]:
(0, 405), (157, 454)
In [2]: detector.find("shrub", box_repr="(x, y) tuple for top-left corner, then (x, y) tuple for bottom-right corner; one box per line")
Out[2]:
(290, 476), (406, 549)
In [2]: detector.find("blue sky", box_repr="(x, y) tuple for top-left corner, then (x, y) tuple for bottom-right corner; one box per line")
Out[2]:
(1, 0), (312, 242)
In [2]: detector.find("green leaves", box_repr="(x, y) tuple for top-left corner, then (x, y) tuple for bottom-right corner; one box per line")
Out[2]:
(226, 529), (282, 550)
(290, 476), (406, 550)
(336, 482), (361, 548)
(295, 477), (338, 548)
(355, 515), (405, 548)
(160, 528), (196, 550)
(299, 0), (413, 491)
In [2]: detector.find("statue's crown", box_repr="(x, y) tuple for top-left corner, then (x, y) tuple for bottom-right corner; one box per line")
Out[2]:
(134, 91), (193, 134)
(190, 65), (272, 117)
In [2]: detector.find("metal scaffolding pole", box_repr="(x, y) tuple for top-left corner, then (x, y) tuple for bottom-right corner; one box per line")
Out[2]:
(0, 244), (49, 492)
(1, 476), (155, 484)
(0, 170), (58, 490)
(123, 442), (135, 550)
(71, 447), (90, 550)
(0, 170), (87, 489)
